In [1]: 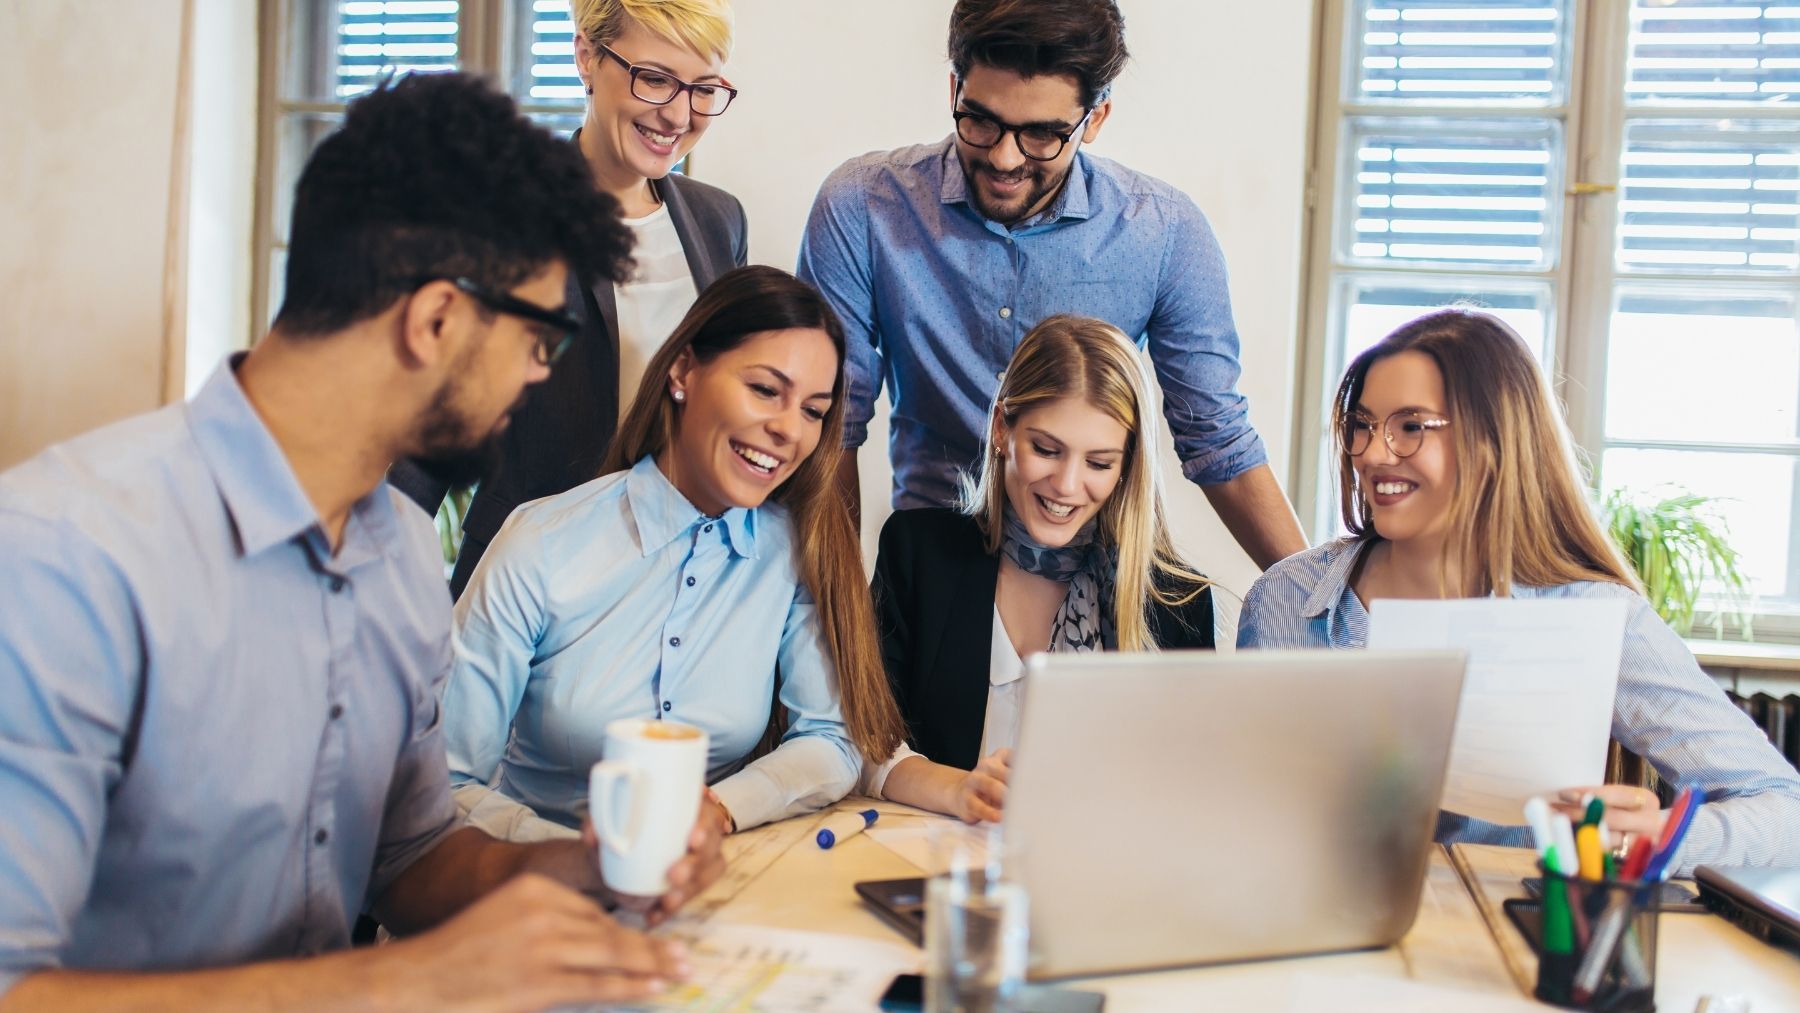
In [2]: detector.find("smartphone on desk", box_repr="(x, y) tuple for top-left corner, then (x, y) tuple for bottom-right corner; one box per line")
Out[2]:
(879, 974), (1105, 1012)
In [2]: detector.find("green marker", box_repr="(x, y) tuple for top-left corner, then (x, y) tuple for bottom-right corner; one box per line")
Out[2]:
(1582, 796), (1605, 827)
(1538, 846), (1576, 1006)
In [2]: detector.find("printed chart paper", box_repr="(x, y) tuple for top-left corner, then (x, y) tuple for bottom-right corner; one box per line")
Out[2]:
(1369, 597), (1627, 825)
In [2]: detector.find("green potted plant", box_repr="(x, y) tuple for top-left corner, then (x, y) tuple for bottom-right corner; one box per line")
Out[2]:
(1599, 487), (1751, 638)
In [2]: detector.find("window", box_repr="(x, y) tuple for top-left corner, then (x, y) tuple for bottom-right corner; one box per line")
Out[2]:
(252, 0), (584, 330)
(1301, 0), (1800, 638)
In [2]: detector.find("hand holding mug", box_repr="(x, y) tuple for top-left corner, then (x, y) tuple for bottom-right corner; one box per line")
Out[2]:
(582, 788), (726, 925)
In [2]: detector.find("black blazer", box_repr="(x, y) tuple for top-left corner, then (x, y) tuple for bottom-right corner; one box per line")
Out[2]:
(390, 170), (748, 596)
(871, 508), (1215, 772)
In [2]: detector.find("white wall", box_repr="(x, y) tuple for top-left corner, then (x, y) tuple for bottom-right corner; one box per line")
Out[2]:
(0, 0), (186, 469)
(0, 0), (256, 469)
(702, 0), (1317, 622)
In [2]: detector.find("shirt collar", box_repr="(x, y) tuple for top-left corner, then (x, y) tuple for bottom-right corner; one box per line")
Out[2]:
(934, 137), (1096, 226)
(1300, 537), (1375, 620)
(624, 454), (760, 560)
(187, 355), (403, 566)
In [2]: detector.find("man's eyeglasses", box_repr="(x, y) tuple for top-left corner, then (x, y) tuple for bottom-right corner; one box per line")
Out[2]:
(422, 277), (580, 367)
(952, 99), (1093, 162)
(596, 44), (738, 116)
(1343, 409), (1452, 459)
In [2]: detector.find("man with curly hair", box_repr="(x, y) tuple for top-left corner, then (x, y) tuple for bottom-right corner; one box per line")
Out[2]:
(0, 73), (712, 1008)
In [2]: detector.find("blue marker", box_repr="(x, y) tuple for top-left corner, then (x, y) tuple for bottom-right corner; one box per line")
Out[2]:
(816, 809), (879, 849)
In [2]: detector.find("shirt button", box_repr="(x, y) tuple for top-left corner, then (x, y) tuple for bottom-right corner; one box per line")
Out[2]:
(703, 524), (714, 533)
(314, 828), (329, 846)
(669, 636), (681, 647)
(329, 704), (344, 721)
(998, 306), (1012, 319)
(328, 576), (346, 593)
(662, 701), (673, 713)
(685, 576), (696, 587)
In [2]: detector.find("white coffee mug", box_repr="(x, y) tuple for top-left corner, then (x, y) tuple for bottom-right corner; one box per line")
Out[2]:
(588, 718), (709, 896)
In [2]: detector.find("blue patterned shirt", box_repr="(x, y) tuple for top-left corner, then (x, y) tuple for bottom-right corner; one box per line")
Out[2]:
(797, 137), (1267, 510)
(1239, 538), (1800, 875)
(0, 360), (458, 995)
(444, 455), (859, 834)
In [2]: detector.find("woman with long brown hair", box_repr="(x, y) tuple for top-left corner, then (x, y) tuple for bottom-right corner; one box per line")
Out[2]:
(441, 266), (904, 854)
(865, 315), (1214, 823)
(1239, 308), (1800, 874)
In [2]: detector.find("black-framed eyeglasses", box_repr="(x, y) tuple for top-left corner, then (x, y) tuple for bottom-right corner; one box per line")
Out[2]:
(952, 96), (1093, 162)
(596, 43), (737, 116)
(1343, 409), (1452, 459)
(420, 277), (580, 367)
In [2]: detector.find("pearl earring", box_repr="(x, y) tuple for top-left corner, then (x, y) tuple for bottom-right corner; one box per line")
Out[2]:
(672, 389), (685, 402)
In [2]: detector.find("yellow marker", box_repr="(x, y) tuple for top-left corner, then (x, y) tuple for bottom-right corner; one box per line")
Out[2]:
(1575, 823), (1604, 880)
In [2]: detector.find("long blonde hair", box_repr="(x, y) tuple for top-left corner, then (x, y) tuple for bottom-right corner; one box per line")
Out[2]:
(603, 266), (904, 763)
(962, 315), (1208, 651)
(1333, 308), (1639, 598)
(572, 0), (734, 61)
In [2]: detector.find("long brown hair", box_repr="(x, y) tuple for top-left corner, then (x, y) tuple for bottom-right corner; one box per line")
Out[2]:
(603, 266), (904, 762)
(961, 314), (1208, 650)
(1332, 308), (1639, 598)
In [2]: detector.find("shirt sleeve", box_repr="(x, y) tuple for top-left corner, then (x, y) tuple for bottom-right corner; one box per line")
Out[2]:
(710, 584), (861, 830)
(1144, 196), (1268, 486)
(1611, 596), (1800, 874)
(858, 742), (922, 800)
(441, 514), (550, 791)
(0, 513), (142, 997)
(795, 164), (882, 450)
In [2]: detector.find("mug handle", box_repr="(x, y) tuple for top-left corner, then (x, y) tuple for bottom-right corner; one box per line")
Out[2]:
(588, 761), (645, 858)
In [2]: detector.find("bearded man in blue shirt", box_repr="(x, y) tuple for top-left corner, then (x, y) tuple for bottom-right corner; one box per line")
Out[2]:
(0, 74), (717, 1010)
(798, 0), (1307, 569)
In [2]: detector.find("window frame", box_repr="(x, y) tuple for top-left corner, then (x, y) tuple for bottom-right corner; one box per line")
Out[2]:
(1296, 0), (1800, 643)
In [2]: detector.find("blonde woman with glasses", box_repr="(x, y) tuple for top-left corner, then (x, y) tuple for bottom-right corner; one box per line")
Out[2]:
(396, 0), (749, 597)
(862, 315), (1214, 823)
(1238, 308), (1800, 875)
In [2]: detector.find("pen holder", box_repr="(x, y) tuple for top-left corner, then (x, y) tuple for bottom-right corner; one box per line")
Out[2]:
(1515, 863), (1661, 1012)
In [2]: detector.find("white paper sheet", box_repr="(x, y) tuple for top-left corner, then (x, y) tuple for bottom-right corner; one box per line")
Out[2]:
(1368, 597), (1627, 825)
(865, 822), (991, 875)
(605, 923), (919, 1012)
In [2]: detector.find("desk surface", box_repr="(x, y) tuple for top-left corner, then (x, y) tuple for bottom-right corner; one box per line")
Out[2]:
(655, 800), (1793, 1011)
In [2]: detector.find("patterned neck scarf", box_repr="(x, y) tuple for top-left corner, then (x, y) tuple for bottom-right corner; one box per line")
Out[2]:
(998, 507), (1117, 652)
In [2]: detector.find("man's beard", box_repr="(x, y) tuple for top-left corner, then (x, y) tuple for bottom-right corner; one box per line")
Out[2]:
(411, 382), (512, 491)
(959, 153), (1065, 225)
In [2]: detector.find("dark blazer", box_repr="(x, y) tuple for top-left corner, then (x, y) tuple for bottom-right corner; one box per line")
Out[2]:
(871, 508), (1215, 772)
(390, 170), (748, 597)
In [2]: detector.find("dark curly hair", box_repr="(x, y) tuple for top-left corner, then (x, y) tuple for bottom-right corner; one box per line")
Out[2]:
(948, 0), (1129, 109)
(274, 72), (633, 336)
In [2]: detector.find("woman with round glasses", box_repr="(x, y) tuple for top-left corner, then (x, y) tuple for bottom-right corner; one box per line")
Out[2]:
(1238, 308), (1800, 875)
(412, 0), (748, 596)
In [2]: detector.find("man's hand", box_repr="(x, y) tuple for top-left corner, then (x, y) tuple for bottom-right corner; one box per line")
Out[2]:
(382, 873), (687, 1011)
(580, 788), (728, 926)
(952, 749), (1011, 825)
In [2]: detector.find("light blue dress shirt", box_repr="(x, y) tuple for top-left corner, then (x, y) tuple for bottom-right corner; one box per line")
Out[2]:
(444, 454), (860, 834)
(797, 137), (1267, 510)
(1239, 538), (1800, 875)
(0, 359), (458, 995)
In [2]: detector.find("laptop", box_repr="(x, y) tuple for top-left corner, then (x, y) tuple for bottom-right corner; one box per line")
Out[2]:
(1004, 649), (1466, 979)
(1695, 865), (1800, 951)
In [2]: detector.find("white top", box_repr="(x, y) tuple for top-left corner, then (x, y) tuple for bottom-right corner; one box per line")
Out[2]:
(613, 203), (697, 415)
(860, 606), (1029, 798)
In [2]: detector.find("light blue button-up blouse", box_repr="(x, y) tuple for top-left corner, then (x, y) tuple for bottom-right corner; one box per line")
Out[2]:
(444, 454), (860, 834)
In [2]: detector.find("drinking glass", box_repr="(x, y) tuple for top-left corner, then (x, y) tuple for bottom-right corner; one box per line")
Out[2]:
(925, 823), (1029, 1013)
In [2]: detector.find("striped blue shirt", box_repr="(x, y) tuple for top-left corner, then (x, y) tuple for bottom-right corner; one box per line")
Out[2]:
(796, 137), (1266, 510)
(1239, 538), (1800, 876)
